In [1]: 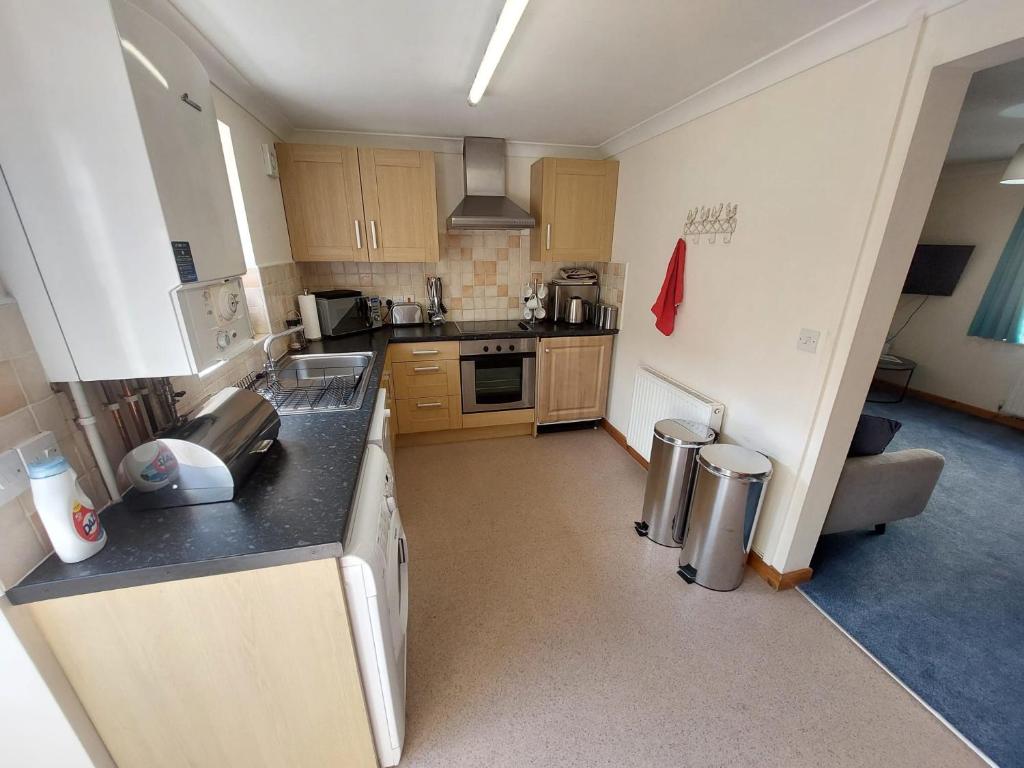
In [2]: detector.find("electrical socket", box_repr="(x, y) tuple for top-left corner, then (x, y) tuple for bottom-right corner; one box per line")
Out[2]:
(797, 328), (821, 354)
(0, 431), (60, 507)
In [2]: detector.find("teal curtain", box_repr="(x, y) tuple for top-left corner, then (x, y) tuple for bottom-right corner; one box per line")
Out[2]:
(969, 205), (1024, 344)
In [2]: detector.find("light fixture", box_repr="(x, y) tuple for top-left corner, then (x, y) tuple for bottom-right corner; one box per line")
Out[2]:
(1000, 143), (1024, 184)
(467, 0), (530, 106)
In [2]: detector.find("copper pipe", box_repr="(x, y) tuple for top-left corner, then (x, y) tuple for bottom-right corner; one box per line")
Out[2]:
(99, 381), (134, 451)
(119, 380), (152, 441)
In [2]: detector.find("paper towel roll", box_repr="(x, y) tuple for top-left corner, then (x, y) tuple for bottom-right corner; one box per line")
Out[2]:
(297, 293), (322, 340)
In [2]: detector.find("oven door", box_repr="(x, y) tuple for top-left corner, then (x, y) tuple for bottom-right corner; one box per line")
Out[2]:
(460, 353), (536, 413)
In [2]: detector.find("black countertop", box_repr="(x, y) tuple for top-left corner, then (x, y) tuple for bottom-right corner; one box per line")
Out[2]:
(7, 321), (616, 605)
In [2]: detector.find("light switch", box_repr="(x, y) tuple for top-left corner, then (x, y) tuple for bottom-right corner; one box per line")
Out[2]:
(797, 328), (821, 354)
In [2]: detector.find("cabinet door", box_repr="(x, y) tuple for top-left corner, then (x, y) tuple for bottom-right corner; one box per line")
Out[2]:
(536, 336), (613, 424)
(534, 159), (619, 262)
(358, 148), (439, 263)
(276, 143), (367, 262)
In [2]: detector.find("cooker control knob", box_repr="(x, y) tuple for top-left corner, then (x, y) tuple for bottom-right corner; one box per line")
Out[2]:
(496, 345), (502, 352)
(509, 344), (515, 351)
(483, 345), (489, 352)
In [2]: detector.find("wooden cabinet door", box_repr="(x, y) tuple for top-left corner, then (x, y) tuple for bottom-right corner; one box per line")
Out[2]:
(358, 148), (439, 263)
(536, 336), (613, 424)
(532, 158), (618, 262)
(276, 143), (368, 262)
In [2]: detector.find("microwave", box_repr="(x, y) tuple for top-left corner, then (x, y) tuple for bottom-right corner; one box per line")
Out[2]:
(314, 290), (383, 337)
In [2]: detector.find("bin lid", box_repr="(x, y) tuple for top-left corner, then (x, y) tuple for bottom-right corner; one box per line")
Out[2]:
(653, 419), (716, 447)
(697, 444), (772, 480)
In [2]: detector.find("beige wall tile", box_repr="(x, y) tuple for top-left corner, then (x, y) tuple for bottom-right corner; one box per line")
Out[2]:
(0, 408), (38, 452)
(0, 497), (47, 590)
(30, 395), (70, 439)
(12, 352), (52, 404)
(0, 361), (28, 417)
(0, 303), (34, 360)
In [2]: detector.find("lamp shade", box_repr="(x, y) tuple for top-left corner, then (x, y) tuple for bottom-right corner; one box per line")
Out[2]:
(1000, 143), (1024, 184)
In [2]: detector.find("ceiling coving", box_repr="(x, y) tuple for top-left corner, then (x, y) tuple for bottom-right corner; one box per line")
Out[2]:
(169, 0), (873, 147)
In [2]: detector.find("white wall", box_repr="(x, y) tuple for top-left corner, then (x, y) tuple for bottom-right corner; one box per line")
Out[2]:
(0, 599), (114, 767)
(888, 160), (1024, 411)
(604, 31), (914, 561)
(211, 87), (293, 267)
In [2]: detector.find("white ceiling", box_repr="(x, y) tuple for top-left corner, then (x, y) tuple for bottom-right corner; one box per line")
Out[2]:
(169, 0), (871, 147)
(947, 57), (1024, 163)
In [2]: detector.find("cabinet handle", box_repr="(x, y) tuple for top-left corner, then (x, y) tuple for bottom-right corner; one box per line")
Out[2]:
(413, 365), (441, 372)
(369, 220), (379, 250)
(545, 223), (551, 250)
(411, 349), (439, 356)
(416, 401), (443, 409)
(354, 220), (362, 250)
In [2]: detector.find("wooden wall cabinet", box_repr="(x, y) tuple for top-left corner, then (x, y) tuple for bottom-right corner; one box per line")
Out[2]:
(536, 335), (614, 424)
(276, 144), (439, 263)
(530, 158), (619, 262)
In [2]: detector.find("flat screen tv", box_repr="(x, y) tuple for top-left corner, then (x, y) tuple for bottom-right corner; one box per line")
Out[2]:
(902, 244), (974, 296)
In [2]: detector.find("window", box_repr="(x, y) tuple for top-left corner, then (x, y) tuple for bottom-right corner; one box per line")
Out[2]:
(969, 205), (1024, 344)
(217, 120), (256, 268)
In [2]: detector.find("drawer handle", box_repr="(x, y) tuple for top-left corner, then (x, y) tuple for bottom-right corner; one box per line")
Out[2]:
(416, 402), (443, 409)
(413, 365), (441, 372)
(411, 349), (440, 356)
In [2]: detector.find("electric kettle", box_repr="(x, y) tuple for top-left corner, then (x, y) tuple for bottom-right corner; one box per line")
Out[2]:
(565, 296), (592, 325)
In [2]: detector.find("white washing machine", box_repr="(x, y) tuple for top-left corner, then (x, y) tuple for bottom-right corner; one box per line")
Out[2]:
(342, 443), (408, 767)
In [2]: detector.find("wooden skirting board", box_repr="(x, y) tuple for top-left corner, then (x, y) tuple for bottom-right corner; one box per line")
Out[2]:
(600, 420), (813, 590)
(872, 381), (1024, 433)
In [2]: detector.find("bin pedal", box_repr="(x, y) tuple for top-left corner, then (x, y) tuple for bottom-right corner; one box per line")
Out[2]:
(677, 564), (697, 584)
(633, 521), (649, 537)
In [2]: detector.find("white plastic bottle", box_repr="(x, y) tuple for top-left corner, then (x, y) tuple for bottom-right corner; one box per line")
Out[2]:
(28, 455), (107, 563)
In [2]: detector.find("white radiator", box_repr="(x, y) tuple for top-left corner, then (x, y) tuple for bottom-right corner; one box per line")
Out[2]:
(626, 367), (725, 461)
(1004, 369), (1024, 418)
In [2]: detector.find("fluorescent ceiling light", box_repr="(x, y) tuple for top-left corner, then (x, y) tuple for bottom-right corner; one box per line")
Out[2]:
(120, 38), (168, 89)
(468, 0), (530, 106)
(1000, 143), (1024, 184)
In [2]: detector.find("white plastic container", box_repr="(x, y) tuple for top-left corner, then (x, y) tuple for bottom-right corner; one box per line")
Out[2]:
(28, 455), (107, 563)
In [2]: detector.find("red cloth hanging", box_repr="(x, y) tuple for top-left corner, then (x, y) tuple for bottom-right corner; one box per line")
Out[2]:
(651, 238), (686, 336)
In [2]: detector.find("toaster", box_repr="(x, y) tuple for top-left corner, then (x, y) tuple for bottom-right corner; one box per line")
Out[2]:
(390, 301), (423, 325)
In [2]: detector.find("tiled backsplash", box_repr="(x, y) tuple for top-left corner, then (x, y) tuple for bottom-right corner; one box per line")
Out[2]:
(0, 300), (119, 591)
(242, 262), (303, 335)
(298, 230), (628, 322)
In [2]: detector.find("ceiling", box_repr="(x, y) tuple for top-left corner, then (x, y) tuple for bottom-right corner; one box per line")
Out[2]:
(169, 0), (870, 147)
(947, 57), (1024, 163)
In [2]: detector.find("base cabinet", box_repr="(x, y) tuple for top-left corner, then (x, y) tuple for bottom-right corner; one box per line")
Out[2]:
(30, 560), (377, 768)
(536, 336), (614, 424)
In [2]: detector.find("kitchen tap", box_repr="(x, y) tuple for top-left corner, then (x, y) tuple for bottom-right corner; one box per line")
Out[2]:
(263, 325), (304, 382)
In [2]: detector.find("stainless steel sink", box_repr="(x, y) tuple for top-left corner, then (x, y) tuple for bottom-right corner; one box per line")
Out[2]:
(248, 352), (376, 414)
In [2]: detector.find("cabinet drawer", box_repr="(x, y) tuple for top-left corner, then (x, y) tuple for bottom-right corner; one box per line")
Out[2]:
(392, 359), (459, 399)
(388, 341), (459, 363)
(395, 395), (459, 433)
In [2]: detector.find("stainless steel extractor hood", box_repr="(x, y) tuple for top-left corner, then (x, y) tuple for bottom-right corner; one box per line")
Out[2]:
(447, 137), (536, 229)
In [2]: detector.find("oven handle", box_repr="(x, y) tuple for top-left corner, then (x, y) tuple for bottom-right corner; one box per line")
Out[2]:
(459, 352), (536, 363)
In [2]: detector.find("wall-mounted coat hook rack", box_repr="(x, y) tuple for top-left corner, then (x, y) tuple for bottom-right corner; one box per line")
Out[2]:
(684, 203), (738, 244)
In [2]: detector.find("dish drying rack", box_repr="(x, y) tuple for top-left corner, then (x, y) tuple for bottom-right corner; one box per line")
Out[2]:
(236, 369), (359, 413)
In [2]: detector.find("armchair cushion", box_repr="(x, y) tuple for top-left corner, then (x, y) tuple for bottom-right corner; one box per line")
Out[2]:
(848, 414), (902, 457)
(821, 448), (944, 535)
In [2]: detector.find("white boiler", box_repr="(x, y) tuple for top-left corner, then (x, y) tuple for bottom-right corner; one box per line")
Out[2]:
(0, 0), (251, 381)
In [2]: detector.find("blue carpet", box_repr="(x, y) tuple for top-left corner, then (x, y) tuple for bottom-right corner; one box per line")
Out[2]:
(801, 397), (1024, 767)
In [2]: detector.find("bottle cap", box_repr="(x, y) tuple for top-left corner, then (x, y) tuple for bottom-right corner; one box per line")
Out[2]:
(27, 455), (70, 480)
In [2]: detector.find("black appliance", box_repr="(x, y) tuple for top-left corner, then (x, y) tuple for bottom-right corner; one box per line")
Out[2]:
(902, 244), (974, 296)
(314, 290), (383, 337)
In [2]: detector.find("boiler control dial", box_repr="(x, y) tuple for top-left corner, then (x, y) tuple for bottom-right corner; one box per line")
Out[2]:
(215, 286), (241, 321)
(216, 330), (232, 350)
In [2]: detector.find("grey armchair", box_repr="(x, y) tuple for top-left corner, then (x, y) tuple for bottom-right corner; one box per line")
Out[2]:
(820, 448), (945, 535)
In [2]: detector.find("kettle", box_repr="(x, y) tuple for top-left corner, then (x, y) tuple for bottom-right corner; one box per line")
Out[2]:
(565, 296), (592, 325)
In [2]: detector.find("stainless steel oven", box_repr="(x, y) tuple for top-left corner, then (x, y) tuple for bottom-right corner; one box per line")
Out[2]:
(459, 338), (536, 413)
